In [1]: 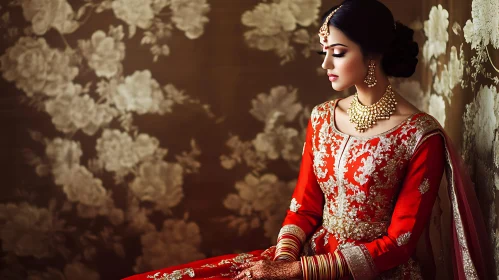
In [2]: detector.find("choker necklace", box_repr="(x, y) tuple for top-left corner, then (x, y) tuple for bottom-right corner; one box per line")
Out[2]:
(347, 85), (397, 133)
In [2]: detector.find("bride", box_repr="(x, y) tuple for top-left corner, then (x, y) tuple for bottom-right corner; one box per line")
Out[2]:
(124, 0), (493, 279)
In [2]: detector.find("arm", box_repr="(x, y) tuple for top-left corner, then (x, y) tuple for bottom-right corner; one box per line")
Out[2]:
(299, 132), (445, 279)
(274, 119), (325, 261)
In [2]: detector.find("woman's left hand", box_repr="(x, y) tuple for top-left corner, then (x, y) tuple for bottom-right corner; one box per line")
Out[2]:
(233, 259), (302, 280)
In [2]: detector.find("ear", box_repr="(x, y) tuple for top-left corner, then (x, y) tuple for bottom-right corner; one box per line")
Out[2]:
(364, 54), (382, 66)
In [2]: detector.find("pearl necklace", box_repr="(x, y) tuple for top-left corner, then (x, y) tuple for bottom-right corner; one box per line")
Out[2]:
(347, 85), (397, 133)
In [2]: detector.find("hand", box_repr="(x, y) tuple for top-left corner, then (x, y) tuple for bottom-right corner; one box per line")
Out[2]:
(233, 260), (302, 280)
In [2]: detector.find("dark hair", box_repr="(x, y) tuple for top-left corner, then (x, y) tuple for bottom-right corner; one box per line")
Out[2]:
(322, 0), (419, 77)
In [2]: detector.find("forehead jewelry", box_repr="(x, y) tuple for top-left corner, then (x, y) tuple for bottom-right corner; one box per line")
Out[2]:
(318, 5), (342, 43)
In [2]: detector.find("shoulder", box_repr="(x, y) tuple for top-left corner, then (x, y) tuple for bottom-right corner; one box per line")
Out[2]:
(408, 112), (444, 154)
(310, 99), (336, 121)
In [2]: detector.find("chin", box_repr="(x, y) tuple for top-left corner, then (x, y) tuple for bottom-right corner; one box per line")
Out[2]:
(331, 83), (347, 92)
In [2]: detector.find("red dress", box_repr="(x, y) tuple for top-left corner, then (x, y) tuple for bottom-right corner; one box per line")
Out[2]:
(124, 99), (492, 280)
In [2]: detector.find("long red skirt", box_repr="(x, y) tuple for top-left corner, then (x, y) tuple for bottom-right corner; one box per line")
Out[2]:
(122, 247), (275, 280)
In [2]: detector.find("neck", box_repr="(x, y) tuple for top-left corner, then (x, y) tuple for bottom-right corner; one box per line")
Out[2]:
(354, 75), (391, 105)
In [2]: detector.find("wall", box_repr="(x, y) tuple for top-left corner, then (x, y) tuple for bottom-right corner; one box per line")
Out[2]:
(0, 0), (496, 279)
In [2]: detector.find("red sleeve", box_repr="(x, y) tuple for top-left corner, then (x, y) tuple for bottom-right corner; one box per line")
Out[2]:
(339, 132), (445, 278)
(274, 119), (324, 261)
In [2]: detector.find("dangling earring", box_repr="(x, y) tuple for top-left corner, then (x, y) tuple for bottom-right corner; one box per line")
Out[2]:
(364, 60), (377, 87)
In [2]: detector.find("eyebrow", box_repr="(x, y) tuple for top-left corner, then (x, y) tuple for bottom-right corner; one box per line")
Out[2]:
(320, 43), (348, 48)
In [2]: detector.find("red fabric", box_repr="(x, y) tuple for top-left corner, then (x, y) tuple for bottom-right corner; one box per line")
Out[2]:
(281, 119), (324, 236)
(439, 127), (495, 280)
(363, 134), (445, 272)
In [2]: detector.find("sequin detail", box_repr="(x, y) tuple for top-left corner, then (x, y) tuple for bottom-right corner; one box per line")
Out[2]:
(418, 178), (430, 194)
(396, 232), (412, 246)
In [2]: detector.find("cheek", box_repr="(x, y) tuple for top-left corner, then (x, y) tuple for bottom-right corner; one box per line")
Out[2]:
(336, 57), (366, 84)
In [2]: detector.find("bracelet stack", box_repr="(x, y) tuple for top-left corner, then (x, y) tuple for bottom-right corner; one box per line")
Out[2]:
(273, 225), (306, 261)
(300, 251), (349, 280)
(274, 233), (302, 261)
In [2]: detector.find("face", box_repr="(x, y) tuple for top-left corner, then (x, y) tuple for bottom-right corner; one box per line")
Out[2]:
(319, 25), (368, 91)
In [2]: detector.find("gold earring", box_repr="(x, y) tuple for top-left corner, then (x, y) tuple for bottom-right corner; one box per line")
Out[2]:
(364, 60), (377, 87)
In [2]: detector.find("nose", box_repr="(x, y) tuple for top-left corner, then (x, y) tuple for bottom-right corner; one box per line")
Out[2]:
(322, 53), (333, 70)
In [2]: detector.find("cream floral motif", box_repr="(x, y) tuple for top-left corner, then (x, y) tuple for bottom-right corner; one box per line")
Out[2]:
(114, 70), (170, 114)
(289, 198), (301, 212)
(423, 5), (449, 62)
(395, 80), (429, 112)
(95, 129), (159, 173)
(45, 138), (83, 185)
(0, 37), (78, 97)
(241, 0), (321, 64)
(463, 0), (499, 49)
(419, 178), (430, 194)
(466, 85), (498, 158)
(250, 86), (302, 124)
(79, 26), (125, 78)
(396, 232), (412, 246)
(495, 131), (499, 169)
(428, 94), (446, 128)
(0, 203), (62, 259)
(224, 173), (295, 241)
(170, 0), (210, 40)
(221, 85), (306, 172)
(130, 160), (184, 213)
(45, 83), (116, 135)
(62, 165), (108, 207)
(253, 125), (300, 161)
(433, 46), (465, 100)
(134, 219), (205, 272)
(21, 0), (79, 35)
(112, 0), (154, 33)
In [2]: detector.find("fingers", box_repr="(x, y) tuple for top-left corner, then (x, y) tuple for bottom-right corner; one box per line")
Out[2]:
(232, 269), (252, 280)
(237, 262), (254, 270)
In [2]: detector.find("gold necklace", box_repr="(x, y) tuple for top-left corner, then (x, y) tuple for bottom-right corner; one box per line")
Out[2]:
(347, 85), (397, 133)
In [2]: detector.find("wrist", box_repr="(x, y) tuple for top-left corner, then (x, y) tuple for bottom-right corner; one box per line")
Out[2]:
(291, 261), (303, 279)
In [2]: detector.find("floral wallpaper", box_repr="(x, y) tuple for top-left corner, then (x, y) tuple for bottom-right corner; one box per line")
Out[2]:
(0, 0), (497, 279)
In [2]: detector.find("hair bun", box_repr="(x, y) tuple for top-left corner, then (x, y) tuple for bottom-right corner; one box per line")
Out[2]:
(381, 21), (419, 77)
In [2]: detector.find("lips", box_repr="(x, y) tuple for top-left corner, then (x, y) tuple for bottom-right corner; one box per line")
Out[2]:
(328, 74), (338, 82)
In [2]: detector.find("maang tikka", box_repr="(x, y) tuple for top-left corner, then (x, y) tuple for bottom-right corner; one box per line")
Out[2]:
(364, 60), (377, 87)
(318, 6), (342, 43)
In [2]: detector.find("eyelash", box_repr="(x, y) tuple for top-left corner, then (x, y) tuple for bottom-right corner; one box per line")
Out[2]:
(316, 51), (345, 58)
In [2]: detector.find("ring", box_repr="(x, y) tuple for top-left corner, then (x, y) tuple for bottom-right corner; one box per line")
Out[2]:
(245, 270), (253, 279)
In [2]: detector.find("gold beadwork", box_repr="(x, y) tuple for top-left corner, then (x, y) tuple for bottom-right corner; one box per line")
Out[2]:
(347, 85), (397, 133)
(364, 60), (377, 87)
(322, 211), (389, 243)
(318, 6), (342, 43)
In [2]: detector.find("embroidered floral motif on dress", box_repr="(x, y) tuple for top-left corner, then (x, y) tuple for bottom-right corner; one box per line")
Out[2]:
(396, 232), (412, 247)
(418, 178), (430, 194)
(289, 198), (301, 212)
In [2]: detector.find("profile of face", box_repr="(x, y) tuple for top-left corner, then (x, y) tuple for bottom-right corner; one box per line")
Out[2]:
(319, 25), (370, 91)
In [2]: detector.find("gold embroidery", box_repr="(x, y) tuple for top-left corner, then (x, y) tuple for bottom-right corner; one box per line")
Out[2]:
(418, 178), (430, 194)
(379, 257), (423, 280)
(289, 198), (301, 213)
(341, 245), (377, 279)
(322, 209), (389, 243)
(277, 224), (306, 243)
(444, 146), (479, 279)
(147, 268), (195, 280)
(396, 232), (412, 246)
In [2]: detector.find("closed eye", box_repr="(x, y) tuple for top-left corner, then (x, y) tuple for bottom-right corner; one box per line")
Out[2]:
(316, 51), (345, 58)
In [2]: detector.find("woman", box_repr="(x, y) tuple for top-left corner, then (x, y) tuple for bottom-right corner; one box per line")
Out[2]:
(124, 0), (493, 279)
